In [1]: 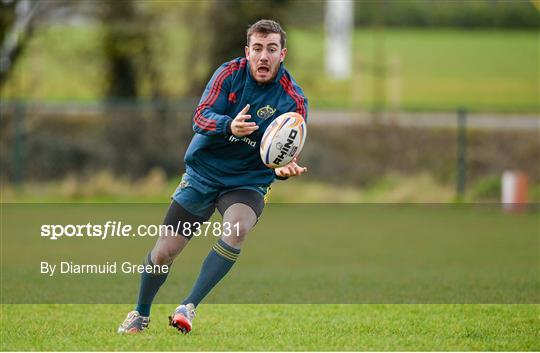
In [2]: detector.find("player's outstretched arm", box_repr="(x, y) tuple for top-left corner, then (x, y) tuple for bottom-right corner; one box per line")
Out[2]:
(230, 104), (259, 137)
(274, 157), (307, 179)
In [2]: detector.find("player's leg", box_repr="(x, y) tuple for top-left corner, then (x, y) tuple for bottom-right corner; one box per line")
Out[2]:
(170, 189), (264, 333)
(218, 189), (264, 248)
(119, 200), (207, 334)
(182, 189), (263, 305)
(120, 173), (216, 334)
(135, 201), (206, 312)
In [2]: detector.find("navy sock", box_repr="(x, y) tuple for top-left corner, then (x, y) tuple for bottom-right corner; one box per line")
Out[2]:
(182, 239), (240, 307)
(135, 252), (169, 316)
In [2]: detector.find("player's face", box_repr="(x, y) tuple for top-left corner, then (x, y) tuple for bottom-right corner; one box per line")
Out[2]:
(245, 33), (287, 84)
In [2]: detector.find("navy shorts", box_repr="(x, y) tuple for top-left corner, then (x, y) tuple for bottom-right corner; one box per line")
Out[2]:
(171, 173), (269, 220)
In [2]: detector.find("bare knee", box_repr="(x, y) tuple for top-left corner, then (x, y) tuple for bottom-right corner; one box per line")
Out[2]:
(223, 220), (251, 247)
(150, 248), (174, 266)
(221, 203), (257, 248)
(150, 229), (188, 265)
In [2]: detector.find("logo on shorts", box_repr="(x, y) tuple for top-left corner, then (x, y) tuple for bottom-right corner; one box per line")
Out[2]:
(257, 105), (276, 120)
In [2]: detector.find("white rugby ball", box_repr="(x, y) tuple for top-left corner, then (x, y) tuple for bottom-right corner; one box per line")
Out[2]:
(260, 112), (307, 168)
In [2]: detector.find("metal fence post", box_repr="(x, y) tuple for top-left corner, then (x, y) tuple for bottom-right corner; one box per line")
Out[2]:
(456, 107), (467, 200)
(13, 101), (26, 188)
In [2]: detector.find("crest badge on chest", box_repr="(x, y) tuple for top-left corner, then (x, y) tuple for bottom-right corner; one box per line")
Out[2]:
(257, 105), (277, 120)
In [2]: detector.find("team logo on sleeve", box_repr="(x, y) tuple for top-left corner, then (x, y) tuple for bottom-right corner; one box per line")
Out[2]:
(257, 105), (276, 120)
(179, 175), (189, 190)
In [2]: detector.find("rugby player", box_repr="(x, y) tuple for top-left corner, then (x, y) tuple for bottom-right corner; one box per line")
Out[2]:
(118, 19), (308, 334)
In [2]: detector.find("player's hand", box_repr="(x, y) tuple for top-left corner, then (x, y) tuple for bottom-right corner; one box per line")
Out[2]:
(275, 158), (307, 178)
(231, 104), (258, 137)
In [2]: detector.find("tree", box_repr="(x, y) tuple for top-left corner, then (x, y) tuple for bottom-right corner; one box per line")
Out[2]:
(98, 0), (162, 100)
(1, 0), (39, 86)
(202, 0), (289, 92)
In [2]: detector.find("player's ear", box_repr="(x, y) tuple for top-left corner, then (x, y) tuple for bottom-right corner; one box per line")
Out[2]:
(280, 47), (287, 63)
(245, 46), (249, 59)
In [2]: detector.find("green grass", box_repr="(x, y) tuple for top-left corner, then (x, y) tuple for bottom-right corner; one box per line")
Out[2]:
(1, 172), (456, 203)
(1, 304), (538, 351)
(3, 26), (538, 113)
(4, 172), (539, 203)
(1, 203), (538, 350)
(287, 28), (539, 112)
(2, 204), (538, 304)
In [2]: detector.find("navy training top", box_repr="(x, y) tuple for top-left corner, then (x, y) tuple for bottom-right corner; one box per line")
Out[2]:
(184, 57), (308, 188)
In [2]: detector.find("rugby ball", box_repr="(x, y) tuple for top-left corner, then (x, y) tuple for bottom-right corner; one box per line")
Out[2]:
(260, 112), (307, 168)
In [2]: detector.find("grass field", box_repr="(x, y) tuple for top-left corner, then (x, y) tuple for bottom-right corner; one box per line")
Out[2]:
(1, 304), (538, 351)
(1, 202), (538, 350)
(3, 26), (538, 112)
(0, 173), (457, 203)
(288, 28), (539, 112)
(3, 172), (538, 203)
(2, 203), (537, 304)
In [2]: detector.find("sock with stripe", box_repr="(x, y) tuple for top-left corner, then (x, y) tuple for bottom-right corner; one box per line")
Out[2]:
(182, 239), (240, 307)
(135, 252), (169, 316)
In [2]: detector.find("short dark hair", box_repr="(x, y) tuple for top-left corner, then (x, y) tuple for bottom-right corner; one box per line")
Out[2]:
(246, 19), (286, 49)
